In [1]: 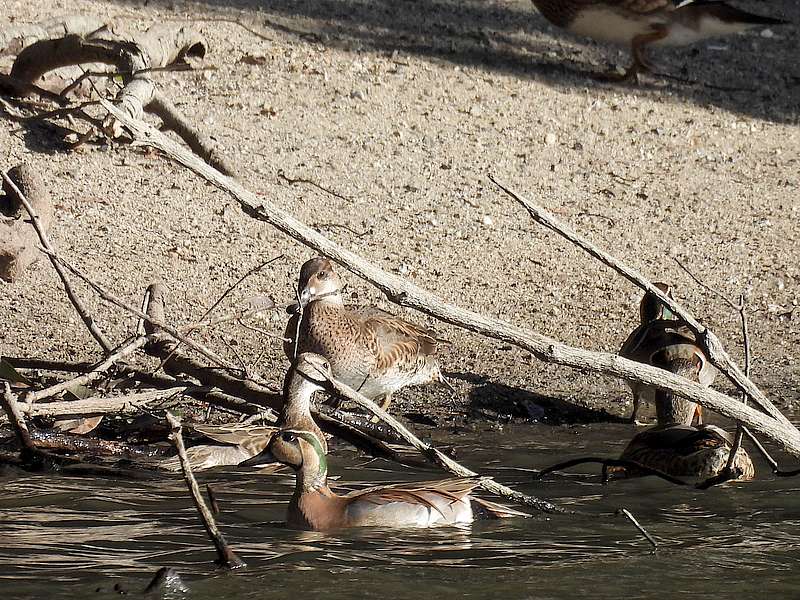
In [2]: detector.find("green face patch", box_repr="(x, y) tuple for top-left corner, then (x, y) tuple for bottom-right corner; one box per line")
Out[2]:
(293, 430), (327, 479)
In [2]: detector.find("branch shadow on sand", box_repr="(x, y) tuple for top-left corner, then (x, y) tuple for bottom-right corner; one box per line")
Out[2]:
(113, 0), (799, 123)
(446, 371), (629, 425)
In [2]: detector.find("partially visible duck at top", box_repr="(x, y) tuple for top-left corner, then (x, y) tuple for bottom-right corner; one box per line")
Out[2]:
(241, 428), (527, 530)
(284, 257), (454, 412)
(616, 283), (754, 480)
(530, 0), (787, 81)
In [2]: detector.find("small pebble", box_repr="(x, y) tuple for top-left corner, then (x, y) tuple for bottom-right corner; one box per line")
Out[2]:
(544, 132), (557, 145)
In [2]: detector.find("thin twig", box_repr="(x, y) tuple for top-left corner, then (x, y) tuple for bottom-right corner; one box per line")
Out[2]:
(38, 247), (239, 372)
(1, 168), (113, 353)
(533, 456), (689, 487)
(24, 335), (150, 403)
(165, 412), (245, 569)
(617, 508), (658, 549)
(278, 170), (351, 202)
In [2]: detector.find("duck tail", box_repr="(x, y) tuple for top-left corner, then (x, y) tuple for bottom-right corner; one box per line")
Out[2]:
(471, 497), (530, 519)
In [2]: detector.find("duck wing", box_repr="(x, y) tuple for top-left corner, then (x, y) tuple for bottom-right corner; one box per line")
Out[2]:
(356, 311), (444, 371)
(626, 424), (730, 456)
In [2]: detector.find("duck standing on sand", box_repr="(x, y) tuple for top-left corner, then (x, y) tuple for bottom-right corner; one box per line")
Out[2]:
(285, 257), (454, 412)
(530, 0), (786, 80)
(617, 284), (754, 480)
(241, 428), (527, 530)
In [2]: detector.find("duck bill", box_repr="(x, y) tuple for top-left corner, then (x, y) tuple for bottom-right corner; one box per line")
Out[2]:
(239, 449), (277, 467)
(298, 287), (313, 308)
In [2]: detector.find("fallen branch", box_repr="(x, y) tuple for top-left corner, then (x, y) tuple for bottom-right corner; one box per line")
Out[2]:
(1, 166), (112, 352)
(165, 411), (244, 569)
(24, 335), (150, 403)
(13, 387), (187, 418)
(311, 364), (559, 514)
(1, 382), (74, 469)
(0, 16), (106, 55)
(4, 20), (235, 176)
(100, 101), (800, 459)
(491, 176), (791, 430)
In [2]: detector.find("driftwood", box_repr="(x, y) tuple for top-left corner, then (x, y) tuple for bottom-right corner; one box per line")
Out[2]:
(14, 387), (188, 418)
(165, 412), (244, 569)
(0, 16), (105, 55)
(2, 19), (236, 176)
(100, 100), (800, 460)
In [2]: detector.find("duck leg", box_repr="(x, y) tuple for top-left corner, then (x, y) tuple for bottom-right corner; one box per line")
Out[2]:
(629, 392), (646, 425)
(692, 404), (703, 426)
(595, 27), (668, 82)
(369, 393), (393, 423)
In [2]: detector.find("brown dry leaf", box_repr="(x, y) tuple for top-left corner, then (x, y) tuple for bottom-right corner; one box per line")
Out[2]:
(53, 415), (104, 435)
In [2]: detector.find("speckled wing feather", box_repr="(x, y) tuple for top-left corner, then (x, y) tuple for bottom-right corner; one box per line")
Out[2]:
(625, 424), (730, 455)
(359, 313), (440, 370)
(344, 477), (479, 505)
(193, 424), (277, 447)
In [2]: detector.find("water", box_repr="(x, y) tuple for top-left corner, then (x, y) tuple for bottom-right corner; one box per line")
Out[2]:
(1, 422), (799, 599)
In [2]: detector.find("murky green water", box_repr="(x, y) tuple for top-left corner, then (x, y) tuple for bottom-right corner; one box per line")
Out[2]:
(1, 421), (799, 599)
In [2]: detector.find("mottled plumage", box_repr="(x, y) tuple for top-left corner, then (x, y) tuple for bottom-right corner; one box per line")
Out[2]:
(617, 284), (754, 480)
(531, 0), (786, 79)
(242, 429), (526, 530)
(285, 257), (452, 410)
(621, 423), (755, 479)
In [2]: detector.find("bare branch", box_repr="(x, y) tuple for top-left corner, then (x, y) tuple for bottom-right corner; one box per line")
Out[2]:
(98, 101), (800, 459)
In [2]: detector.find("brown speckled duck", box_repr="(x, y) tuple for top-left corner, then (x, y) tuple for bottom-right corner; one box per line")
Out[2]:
(161, 353), (329, 471)
(617, 284), (754, 480)
(241, 428), (527, 530)
(530, 0), (786, 80)
(284, 257), (453, 412)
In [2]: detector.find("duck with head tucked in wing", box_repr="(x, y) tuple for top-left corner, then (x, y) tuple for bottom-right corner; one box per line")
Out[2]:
(241, 428), (527, 530)
(284, 257), (455, 413)
(616, 283), (754, 480)
(530, 0), (787, 80)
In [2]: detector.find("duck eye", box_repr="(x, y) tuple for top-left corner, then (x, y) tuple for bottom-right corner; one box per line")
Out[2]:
(317, 270), (327, 279)
(321, 361), (329, 370)
(281, 432), (296, 443)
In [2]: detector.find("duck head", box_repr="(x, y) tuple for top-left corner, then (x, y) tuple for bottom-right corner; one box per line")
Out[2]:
(297, 257), (344, 308)
(639, 282), (675, 324)
(241, 429), (328, 491)
(282, 352), (334, 415)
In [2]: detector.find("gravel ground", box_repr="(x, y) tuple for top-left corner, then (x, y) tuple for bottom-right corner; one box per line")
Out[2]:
(1, 0), (798, 427)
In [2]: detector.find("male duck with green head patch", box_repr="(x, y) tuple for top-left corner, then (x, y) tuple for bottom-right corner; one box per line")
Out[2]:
(242, 428), (527, 530)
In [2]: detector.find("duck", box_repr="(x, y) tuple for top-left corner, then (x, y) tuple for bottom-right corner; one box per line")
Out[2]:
(618, 422), (754, 480)
(160, 353), (330, 471)
(284, 256), (454, 412)
(618, 282), (710, 424)
(530, 0), (786, 80)
(240, 428), (527, 529)
(616, 284), (754, 480)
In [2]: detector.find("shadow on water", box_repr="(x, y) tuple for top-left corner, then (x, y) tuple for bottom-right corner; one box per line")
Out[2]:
(104, 0), (800, 122)
(2, 423), (800, 599)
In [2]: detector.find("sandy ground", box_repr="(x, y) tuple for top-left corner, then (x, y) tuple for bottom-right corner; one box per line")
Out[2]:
(1, 0), (798, 428)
